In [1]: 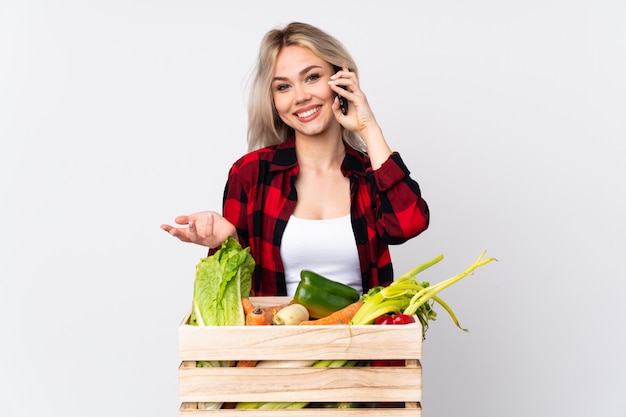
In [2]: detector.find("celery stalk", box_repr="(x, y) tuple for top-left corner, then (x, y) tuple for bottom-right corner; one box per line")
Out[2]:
(404, 251), (497, 316)
(393, 254), (444, 281)
(351, 251), (497, 338)
(430, 295), (466, 332)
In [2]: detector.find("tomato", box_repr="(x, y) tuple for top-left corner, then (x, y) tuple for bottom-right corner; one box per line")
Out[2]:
(371, 360), (405, 367)
(392, 314), (415, 325)
(373, 314), (394, 325)
(371, 314), (412, 368)
(374, 313), (415, 325)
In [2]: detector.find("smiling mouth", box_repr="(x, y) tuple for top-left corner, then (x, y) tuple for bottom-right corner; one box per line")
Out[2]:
(296, 106), (321, 118)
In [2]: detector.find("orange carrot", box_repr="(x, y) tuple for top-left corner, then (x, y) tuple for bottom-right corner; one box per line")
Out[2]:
(242, 298), (256, 316)
(298, 300), (364, 325)
(262, 304), (291, 324)
(236, 360), (258, 367)
(243, 299), (290, 325)
(246, 306), (271, 325)
(261, 303), (289, 321)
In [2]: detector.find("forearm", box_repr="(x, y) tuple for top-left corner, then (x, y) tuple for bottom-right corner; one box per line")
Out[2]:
(360, 123), (392, 170)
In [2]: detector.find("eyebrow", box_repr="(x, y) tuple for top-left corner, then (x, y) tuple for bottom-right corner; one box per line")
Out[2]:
(273, 65), (324, 82)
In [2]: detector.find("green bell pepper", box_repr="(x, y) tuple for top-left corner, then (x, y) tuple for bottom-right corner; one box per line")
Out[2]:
(293, 270), (361, 319)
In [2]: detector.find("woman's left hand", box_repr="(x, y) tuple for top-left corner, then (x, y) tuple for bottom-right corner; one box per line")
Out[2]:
(329, 68), (392, 169)
(328, 68), (380, 136)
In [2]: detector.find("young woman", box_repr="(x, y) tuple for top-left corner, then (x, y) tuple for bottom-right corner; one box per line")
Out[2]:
(161, 22), (429, 296)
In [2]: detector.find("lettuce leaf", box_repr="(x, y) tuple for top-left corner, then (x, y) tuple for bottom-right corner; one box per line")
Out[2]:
(190, 237), (255, 327)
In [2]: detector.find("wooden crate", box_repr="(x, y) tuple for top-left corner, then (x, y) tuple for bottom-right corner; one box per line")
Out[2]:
(179, 297), (422, 416)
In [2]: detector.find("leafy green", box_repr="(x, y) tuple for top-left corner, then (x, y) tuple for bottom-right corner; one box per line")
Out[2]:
(350, 251), (497, 340)
(190, 237), (255, 327)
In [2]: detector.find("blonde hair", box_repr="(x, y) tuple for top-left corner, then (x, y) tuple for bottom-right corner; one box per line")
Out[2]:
(247, 22), (366, 152)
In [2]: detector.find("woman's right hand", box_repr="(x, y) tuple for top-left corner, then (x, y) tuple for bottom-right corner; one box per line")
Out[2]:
(160, 211), (237, 248)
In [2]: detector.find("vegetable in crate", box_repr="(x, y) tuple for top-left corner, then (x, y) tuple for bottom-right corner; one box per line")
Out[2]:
(188, 237), (255, 410)
(273, 303), (309, 325)
(190, 236), (255, 327)
(298, 300), (363, 325)
(233, 251), (496, 411)
(350, 250), (497, 340)
(371, 314), (415, 367)
(242, 298), (290, 325)
(374, 313), (416, 325)
(293, 270), (360, 319)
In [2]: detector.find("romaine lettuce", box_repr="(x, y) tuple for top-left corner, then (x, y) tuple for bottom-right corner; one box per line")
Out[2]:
(190, 237), (255, 327)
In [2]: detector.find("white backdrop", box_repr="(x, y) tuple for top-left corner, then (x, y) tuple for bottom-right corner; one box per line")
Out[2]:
(2, 1), (625, 416)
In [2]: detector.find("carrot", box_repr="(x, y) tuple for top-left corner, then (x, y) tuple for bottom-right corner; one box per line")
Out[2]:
(243, 299), (291, 325)
(261, 303), (289, 320)
(236, 360), (258, 367)
(246, 306), (271, 325)
(298, 300), (364, 325)
(242, 298), (256, 316)
(258, 304), (290, 323)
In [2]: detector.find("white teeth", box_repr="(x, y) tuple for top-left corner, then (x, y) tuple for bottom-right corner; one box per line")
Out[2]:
(297, 107), (320, 118)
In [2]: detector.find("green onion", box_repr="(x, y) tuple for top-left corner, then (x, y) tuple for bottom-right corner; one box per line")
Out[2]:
(351, 251), (497, 339)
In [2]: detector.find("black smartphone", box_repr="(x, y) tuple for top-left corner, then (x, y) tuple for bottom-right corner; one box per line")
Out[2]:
(333, 66), (348, 115)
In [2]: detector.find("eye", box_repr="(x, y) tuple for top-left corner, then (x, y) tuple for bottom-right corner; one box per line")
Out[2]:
(275, 83), (290, 92)
(306, 73), (320, 82)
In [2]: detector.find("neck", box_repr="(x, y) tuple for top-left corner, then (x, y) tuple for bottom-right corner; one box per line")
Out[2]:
(295, 135), (345, 171)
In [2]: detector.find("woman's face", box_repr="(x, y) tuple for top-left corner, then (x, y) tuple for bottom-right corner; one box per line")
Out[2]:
(272, 45), (339, 138)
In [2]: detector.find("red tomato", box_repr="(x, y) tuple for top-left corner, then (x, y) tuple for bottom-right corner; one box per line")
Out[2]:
(374, 314), (394, 325)
(392, 314), (416, 325)
(371, 360), (406, 367)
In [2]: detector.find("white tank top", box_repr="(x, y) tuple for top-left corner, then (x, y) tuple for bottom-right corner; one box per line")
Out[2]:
(280, 214), (362, 297)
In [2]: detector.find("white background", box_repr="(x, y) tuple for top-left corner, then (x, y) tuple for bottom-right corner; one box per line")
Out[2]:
(2, 1), (625, 416)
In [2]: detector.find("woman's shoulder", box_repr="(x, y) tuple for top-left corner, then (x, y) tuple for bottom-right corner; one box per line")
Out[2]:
(231, 138), (296, 170)
(232, 146), (272, 166)
(231, 144), (277, 167)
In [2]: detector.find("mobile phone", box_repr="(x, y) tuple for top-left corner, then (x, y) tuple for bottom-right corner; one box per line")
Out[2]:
(333, 66), (348, 115)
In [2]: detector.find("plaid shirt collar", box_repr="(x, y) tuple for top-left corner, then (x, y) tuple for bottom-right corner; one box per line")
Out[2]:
(269, 136), (368, 178)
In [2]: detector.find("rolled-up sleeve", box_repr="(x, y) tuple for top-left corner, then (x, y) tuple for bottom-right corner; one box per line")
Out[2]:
(370, 152), (429, 244)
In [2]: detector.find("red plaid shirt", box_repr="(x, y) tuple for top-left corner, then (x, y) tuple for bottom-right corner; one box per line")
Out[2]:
(221, 137), (429, 296)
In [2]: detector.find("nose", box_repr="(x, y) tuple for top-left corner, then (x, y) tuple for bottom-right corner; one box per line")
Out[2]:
(293, 84), (311, 104)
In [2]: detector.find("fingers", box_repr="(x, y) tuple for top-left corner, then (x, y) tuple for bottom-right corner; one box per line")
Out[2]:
(162, 211), (229, 249)
(162, 213), (198, 243)
(329, 69), (357, 93)
(163, 212), (216, 245)
(187, 218), (198, 242)
(188, 212), (216, 244)
(174, 215), (189, 225)
(329, 71), (364, 118)
(161, 223), (191, 243)
(205, 212), (215, 238)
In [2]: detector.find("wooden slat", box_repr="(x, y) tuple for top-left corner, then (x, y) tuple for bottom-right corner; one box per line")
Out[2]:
(179, 319), (422, 362)
(179, 365), (421, 403)
(180, 407), (422, 416)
